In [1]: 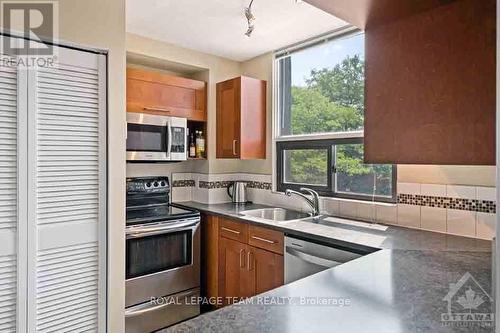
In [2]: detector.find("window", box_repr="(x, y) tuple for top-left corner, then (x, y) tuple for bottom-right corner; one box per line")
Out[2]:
(275, 29), (396, 202)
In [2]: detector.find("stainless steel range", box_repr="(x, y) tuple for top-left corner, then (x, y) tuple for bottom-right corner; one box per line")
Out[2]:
(125, 177), (200, 333)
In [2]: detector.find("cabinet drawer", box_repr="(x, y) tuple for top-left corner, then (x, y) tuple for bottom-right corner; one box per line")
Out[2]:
(248, 225), (283, 255)
(219, 218), (248, 243)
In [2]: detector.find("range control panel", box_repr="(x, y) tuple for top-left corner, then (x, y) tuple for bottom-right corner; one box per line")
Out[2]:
(126, 177), (170, 194)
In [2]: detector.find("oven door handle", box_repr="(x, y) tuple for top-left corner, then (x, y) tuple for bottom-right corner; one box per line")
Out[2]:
(126, 219), (199, 238)
(125, 289), (195, 318)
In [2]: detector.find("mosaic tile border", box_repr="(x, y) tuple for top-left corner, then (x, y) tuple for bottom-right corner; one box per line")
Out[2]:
(172, 180), (195, 188)
(199, 181), (232, 189)
(198, 180), (272, 190)
(398, 193), (496, 213)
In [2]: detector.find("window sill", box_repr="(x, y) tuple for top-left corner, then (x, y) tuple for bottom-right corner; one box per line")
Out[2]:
(275, 130), (363, 142)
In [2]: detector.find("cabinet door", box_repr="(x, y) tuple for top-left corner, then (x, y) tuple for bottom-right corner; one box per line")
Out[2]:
(216, 78), (240, 158)
(218, 238), (254, 304)
(27, 44), (107, 332)
(201, 214), (219, 301)
(0, 36), (27, 332)
(250, 246), (284, 295)
(127, 68), (207, 121)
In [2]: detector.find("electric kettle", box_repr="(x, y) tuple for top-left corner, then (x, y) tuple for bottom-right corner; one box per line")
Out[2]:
(227, 181), (248, 203)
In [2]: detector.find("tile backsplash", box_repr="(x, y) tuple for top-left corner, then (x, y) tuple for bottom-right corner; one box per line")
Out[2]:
(171, 174), (496, 241)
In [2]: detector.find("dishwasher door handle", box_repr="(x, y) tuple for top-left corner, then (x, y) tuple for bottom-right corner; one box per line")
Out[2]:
(286, 246), (342, 268)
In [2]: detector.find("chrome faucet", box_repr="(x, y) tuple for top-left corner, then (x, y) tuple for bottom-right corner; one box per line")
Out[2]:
(285, 187), (320, 217)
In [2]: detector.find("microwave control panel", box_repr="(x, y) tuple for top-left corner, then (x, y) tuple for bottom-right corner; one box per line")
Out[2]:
(171, 127), (185, 153)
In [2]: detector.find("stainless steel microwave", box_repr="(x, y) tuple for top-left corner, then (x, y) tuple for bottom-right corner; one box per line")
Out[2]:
(126, 112), (187, 162)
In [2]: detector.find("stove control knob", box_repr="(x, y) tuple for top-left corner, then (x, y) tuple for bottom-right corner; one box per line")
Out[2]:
(145, 182), (151, 188)
(160, 181), (166, 187)
(153, 182), (159, 187)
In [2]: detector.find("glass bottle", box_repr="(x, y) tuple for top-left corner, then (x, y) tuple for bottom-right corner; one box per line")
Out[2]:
(189, 133), (196, 157)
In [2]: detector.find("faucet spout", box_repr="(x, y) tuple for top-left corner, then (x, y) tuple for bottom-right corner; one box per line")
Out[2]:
(284, 187), (320, 217)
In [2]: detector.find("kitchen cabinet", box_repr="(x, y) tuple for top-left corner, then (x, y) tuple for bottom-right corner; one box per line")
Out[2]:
(127, 67), (207, 121)
(200, 214), (219, 307)
(253, 247), (284, 294)
(218, 238), (255, 304)
(201, 214), (283, 307)
(218, 239), (284, 305)
(216, 76), (266, 159)
(304, 0), (496, 165)
(364, 0), (495, 165)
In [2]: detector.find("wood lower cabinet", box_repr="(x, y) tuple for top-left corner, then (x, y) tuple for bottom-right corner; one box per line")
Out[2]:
(252, 246), (284, 294)
(202, 214), (284, 308)
(218, 238), (255, 304)
(216, 76), (266, 159)
(218, 240), (284, 305)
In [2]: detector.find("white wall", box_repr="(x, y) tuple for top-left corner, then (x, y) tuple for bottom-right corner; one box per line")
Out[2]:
(57, 1), (127, 331)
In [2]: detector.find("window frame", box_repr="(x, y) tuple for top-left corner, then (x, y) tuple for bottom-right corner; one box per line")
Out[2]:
(276, 138), (397, 203)
(273, 27), (397, 203)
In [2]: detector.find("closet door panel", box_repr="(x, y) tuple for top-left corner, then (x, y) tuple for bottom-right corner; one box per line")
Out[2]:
(0, 36), (27, 333)
(0, 58), (18, 331)
(27, 45), (106, 333)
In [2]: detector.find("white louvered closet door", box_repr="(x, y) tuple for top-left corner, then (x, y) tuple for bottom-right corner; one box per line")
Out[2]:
(0, 36), (27, 333)
(26, 45), (106, 333)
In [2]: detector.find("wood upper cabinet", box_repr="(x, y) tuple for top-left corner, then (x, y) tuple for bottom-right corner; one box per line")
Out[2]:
(216, 76), (266, 159)
(127, 67), (207, 121)
(364, 0), (496, 165)
(305, 0), (496, 165)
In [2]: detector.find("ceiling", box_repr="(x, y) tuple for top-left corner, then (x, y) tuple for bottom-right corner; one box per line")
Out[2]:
(126, 0), (348, 62)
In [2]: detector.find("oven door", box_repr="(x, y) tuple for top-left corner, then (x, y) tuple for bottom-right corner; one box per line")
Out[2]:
(126, 112), (170, 161)
(125, 218), (200, 307)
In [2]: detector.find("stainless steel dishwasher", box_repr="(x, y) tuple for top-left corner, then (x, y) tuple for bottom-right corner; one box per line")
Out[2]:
(285, 236), (365, 283)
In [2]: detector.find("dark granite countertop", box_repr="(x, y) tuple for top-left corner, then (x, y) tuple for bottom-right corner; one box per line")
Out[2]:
(166, 201), (493, 332)
(174, 201), (491, 253)
(165, 250), (493, 333)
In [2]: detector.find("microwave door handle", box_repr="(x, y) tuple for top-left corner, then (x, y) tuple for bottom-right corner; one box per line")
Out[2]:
(166, 121), (172, 159)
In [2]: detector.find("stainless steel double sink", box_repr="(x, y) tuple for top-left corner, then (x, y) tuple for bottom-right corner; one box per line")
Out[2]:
(239, 207), (312, 223)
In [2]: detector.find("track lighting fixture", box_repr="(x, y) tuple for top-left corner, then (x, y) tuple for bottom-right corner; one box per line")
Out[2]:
(244, 0), (255, 37)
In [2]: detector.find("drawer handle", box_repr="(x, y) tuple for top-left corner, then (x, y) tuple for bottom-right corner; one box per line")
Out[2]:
(143, 106), (171, 112)
(221, 227), (240, 235)
(251, 235), (276, 244)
